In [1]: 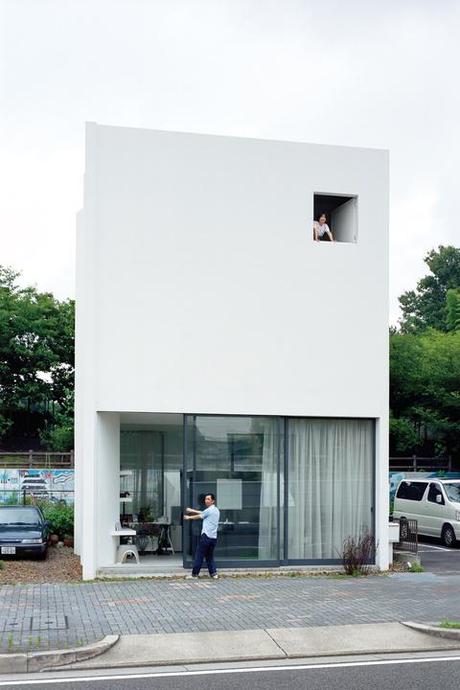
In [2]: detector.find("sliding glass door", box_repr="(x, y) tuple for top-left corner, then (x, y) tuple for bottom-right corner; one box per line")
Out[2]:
(183, 415), (374, 567)
(184, 415), (283, 566)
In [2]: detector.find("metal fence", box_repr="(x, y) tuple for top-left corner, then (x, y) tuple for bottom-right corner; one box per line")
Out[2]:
(0, 451), (74, 469)
(390, 456), (452, 472)
(0, 452), (453, 472)
(392, 517), (418, 554)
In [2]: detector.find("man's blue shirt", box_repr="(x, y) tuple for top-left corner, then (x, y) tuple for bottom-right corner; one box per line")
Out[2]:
(201, 505), (220, 538)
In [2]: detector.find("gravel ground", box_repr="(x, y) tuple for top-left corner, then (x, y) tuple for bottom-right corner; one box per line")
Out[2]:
(0, 546), (81, 585)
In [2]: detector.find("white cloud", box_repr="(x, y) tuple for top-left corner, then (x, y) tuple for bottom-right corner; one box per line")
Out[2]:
(389, 180), (439, 325)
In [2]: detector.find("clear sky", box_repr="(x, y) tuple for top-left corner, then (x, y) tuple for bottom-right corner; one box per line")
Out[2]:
(1, 0), (459, 324)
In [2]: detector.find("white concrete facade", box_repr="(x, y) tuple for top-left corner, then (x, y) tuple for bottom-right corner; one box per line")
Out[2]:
(76, 123), (389, 579)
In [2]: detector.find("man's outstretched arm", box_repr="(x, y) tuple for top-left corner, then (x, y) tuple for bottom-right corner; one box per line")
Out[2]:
(184, 513), (202, 521)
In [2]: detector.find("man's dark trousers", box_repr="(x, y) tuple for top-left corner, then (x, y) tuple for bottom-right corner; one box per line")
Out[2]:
(192, 533), (217, 576)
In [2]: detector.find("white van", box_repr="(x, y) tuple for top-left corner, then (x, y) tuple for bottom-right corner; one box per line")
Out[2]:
(393, 479), (460, 547)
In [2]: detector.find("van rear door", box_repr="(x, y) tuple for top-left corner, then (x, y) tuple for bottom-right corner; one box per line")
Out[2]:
(394, 481), (430, 536)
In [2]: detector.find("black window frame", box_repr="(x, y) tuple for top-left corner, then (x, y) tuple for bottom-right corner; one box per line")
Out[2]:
(312, 192), (358, 244)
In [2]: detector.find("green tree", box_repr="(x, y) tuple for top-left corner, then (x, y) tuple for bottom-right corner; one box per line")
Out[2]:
(399, 246), (460, 333)
(39, 386), (74, 451)
(0, 266), (74, 449)
(390, 329), (460, 459)
(446, 288), (460, 332)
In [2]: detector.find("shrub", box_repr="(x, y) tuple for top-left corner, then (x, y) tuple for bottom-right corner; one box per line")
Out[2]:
(341, 531), (376, 576)
(42, 503), (74, 539)
(41, 422), (74, 452)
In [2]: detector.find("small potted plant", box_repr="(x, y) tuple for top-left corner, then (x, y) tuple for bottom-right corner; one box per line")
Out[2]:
(63, 534), (74, 548)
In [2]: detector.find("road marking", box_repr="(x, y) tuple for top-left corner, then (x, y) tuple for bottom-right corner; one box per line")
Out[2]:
(2, 655), (460, 685)
(419, 549), (459, 554)
(419, 544), (456, 551)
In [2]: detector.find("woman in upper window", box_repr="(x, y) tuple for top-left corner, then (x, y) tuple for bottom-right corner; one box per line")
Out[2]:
(313, 213), (334, 242)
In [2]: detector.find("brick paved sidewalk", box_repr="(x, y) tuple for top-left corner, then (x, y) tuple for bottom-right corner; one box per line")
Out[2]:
(1, 572), (460, 654)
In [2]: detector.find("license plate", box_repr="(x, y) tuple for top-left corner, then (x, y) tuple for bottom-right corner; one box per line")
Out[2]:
(1, 546), (16, 555)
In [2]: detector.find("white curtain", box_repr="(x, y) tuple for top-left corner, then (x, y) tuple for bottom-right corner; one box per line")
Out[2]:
(257, 419), (280, 560)
(120, 431), (162, 516)
(288, 418), (373, 559)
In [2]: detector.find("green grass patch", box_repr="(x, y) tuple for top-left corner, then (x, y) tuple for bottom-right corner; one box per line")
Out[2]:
(408, 562), (424, 573)
(440, 620), (460, 629)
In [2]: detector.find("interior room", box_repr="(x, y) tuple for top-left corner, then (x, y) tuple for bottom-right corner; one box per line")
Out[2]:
(313, 193), (358, 243)
(119, 412), (183, 567)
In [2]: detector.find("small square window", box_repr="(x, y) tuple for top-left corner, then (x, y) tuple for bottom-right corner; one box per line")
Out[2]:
(313, 193), (358, 243)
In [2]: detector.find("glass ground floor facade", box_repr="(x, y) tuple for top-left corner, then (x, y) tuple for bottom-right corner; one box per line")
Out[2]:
(120, 415), (375, 567)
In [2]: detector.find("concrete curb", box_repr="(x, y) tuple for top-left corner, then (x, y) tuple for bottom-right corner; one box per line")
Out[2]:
(0, 635), (119, 674)
(69, 644), (460, 671)
(403, 621), (460, 640)
(3, 623), (460, 674)
(59, 623), (460, 672)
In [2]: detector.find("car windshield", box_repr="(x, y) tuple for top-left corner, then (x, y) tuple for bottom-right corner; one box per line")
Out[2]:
(444, 483), (460, 503)
(0, 508), (40, 525)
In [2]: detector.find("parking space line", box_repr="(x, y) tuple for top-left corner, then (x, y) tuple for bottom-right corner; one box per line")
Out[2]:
(419, 548), (454, 553)
(418, 544), (455, 552)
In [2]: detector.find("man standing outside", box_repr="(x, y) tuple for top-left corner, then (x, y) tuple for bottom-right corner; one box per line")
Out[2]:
(184, 494), (220, 579)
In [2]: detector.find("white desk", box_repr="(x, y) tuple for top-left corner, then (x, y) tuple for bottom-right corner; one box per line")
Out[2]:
(110, 528), (137, 537)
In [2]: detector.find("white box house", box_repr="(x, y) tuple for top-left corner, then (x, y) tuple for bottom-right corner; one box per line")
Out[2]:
(75, 123), (389, 580)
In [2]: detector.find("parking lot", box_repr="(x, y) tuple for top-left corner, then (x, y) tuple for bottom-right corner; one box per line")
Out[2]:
(419, 536), (460, 574)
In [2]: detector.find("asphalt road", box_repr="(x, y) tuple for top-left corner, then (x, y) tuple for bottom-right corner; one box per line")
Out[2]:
(2, 656), (460, 690)
(418, 536), (460, 574)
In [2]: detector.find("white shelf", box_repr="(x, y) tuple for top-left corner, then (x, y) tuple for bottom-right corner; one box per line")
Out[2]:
(119, 497), (132, 503)
(111, 529), (136, 537)
(120, 470), (133, 477)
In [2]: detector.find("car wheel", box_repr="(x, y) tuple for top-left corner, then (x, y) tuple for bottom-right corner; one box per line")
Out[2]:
(441, 525), (457, 548)
(399, 520), (409, 540)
